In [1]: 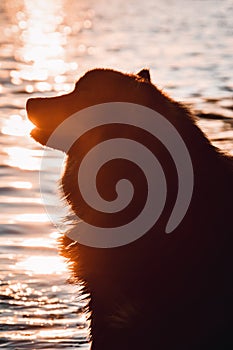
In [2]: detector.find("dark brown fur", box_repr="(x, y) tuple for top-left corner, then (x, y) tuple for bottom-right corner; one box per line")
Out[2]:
(27, 68), (233, 349)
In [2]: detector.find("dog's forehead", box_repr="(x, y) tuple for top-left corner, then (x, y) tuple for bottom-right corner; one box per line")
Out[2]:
(76, 69), (133, 87)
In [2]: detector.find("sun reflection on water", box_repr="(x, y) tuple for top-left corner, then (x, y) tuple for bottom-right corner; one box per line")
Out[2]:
(3, 146), (43, 171)
(14, 255), (67, 275)
(4, 0), (78, 90)
(10, 181), (32, 189)
(15, 213), (50, 223)
(22, 234), (59, 249)
(1, 114), (34, 137)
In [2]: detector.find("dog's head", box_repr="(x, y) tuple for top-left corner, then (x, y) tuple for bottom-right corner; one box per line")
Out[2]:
(26, 68), (197, 241)
(26, 68), (179, 150)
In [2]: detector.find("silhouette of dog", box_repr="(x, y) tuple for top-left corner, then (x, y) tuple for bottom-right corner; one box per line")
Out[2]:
(27, 68), (233, 350)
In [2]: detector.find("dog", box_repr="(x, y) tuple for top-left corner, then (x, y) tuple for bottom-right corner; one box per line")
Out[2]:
(26, 68), (233, 349)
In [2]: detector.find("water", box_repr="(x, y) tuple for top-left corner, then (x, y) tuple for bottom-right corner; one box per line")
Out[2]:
(0, 0), (232, 348)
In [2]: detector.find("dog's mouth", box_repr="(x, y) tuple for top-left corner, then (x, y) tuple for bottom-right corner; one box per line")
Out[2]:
(29, 125), (52, 147)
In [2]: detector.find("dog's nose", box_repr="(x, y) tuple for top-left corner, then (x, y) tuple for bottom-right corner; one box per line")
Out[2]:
(26, 97), (34, 115)
(26, 97), (41, 127)
(26, 97), (42, 112)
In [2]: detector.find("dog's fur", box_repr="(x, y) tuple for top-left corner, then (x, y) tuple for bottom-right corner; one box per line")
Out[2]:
(27, 68), (233, 349)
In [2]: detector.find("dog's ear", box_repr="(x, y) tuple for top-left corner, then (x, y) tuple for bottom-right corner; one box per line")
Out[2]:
(137, 69), (151, 82)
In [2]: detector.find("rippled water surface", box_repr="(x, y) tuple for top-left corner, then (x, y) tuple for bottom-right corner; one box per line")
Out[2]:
(0, 0), (232, 348)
